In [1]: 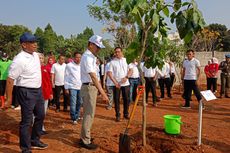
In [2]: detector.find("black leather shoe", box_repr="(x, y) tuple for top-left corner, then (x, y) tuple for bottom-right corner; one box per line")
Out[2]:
(79, 141), (98, 150)
(124, 116), (129, 120)
(41, 130), (48, 135)
(116, 116), (120, 122)
(31, 141), (48, 150)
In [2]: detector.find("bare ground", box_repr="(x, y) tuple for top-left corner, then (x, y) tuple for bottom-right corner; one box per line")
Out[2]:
(0, 86), (230, 153)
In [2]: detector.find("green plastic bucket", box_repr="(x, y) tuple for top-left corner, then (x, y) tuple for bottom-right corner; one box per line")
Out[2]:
(164, 115), (182, 134)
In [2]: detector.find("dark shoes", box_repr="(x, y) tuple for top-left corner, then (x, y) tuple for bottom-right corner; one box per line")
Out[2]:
(181, 105), (191, 109)
(116, 116), (121, 122)
(41, 130), (48, 135)
(124, 116), (130, 120)
(31, 141), (48, 150)
(79, 139), (98, 150)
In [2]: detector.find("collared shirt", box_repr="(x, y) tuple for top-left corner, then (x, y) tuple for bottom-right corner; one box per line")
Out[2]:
(51, 62), (66, 86)
(183, 58), (200, 80)
(105, 62), (114, 86)
(80, 49), (97, 83)
(64, 61), (82, 90)
(143, 65), (157, 78)
(108, 57), (129, 86)
(8, 50), (41, 88)
(128, 62), (140, 78)
(170, 62), (176, 74)
(158, 62), (170, 78)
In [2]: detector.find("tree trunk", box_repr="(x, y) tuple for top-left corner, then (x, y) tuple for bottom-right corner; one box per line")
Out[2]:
(139, 30), (148, 146)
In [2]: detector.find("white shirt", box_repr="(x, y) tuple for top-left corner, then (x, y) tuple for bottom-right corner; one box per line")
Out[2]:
(183, 58), (200, 80)
(64, 61), (82, 90)
(97, 64), (100, 81)
(143, 65), (157, 78)
(80, 49), (97, 83)
(100, 64), (105, 75)
(105, 62), (114, 86)
(108, 57), (129, 86)
(51, 62), (66, 86)
(170, 62), (176, 73)
(8, 51), (41, 88)
(158, 62), (170, 78)
(128, 62), (140, 78)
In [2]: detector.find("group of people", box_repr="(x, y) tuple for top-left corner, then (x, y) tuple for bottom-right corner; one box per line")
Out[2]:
(0, 32), (230, 152)
(204, 54), (230, 98)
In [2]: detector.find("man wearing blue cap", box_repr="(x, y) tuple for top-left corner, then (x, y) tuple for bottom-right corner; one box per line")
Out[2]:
(79, 35), (109, 150)
(5, 32), (48, 153)
(219, 54), (230, 98)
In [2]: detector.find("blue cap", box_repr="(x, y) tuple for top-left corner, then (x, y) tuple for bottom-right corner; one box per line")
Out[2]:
(225, 54), (230, 58)
(20, 32), (37, 43)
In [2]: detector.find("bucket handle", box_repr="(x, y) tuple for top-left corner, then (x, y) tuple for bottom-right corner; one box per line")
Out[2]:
(176, 119), (183, 124)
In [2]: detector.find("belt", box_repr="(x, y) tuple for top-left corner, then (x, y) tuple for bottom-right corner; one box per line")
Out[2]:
(17, 86), (41, 90)
(83, 82), (95, 86)
(129, 77), (139, 79)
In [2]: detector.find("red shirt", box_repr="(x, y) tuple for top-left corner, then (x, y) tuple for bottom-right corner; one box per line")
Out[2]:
(41, 65), (53, 100)
(204, 65), (211, 78)
(209, 63), (219, 78)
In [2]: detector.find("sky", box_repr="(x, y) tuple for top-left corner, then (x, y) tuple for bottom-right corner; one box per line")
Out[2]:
(0, 0), (230, 40)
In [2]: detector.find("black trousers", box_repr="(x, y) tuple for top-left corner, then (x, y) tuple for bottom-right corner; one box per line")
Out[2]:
(54, 85), (68, 110)
(145, 77), (157, 104)
(113, 86), (130, 118)
(184, 80), (202, 107)
(17, 87), (45, 152)
(158, 78), (171, 98)
(170, 73), (175, 87)
(207, 78), (217, 92)
(0, 80), (6, 95)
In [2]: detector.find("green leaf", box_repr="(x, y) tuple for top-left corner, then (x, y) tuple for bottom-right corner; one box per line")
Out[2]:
(176, 12), (187, 39)
(151, 13), (160, 30)
(163, 7), (169, 17)
(182, 2), (190, 7)
(183, 30), (193, 44)
(174, 0), (181, 11)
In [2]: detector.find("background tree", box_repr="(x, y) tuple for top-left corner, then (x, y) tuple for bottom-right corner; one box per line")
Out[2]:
(0, 24), (30, 57)
(42, 23), (58, 54)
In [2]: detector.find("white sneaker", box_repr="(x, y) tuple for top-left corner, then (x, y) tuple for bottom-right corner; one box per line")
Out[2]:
(72, 120), (77, 125)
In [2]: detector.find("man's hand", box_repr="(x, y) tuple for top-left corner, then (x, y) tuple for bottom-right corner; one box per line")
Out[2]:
(101, 93), (109, 102)
(65, 89), (69, 95)
(50, 94), (53, 100)
(5, 98), (12, 109)
(120, 77), (128, 84)
(115, 82), (121, 89)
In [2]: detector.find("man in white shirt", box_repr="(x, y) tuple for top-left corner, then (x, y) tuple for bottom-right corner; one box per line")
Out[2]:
(79, 35), (109, 150)
(128, 58), (140, 103)
(169, 61), (176, 88)
(6, 32), (48, 152)
(157, 61), (172, 99)
(64, 52), (82, 124)
(104, 57), (114, 110)
(108, 47), (132, 122)
(181, 49), (202, 108)
(51, 54), (67, 112)
(142, 63), (159, 106)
